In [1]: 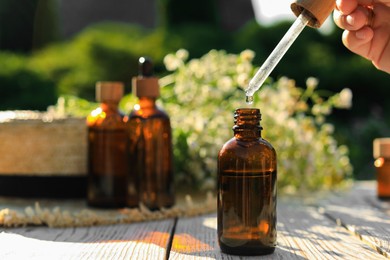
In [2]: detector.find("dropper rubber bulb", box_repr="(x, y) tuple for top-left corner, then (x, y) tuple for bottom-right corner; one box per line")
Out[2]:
(132, 57), (160, 98)
(139, 57), (154, 77)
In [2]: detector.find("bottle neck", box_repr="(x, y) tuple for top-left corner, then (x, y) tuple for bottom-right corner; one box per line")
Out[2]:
(100, 102), (119, 113)
(138, 97), (157, 108)
(234, 127), (262, 139)
(233, 108), (262, 139)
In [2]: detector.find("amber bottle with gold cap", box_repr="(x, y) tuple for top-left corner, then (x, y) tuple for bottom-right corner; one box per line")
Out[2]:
(218, 108), (277, 255)
(128, 57), (175, 210)
(373, 138), (390, 200)
(87, 81), (132, 208)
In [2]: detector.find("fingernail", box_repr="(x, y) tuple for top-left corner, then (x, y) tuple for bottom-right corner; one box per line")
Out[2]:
(346, 15), (354, 26)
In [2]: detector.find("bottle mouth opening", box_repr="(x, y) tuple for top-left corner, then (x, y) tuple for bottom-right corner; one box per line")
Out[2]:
(233, 125), (263, 131)
(234, 108), (261, 123)
(235, 108), (260, 114)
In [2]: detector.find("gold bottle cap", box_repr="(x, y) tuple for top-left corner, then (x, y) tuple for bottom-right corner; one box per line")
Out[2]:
(373, 138), (390, 158)
(96, 81), (124, 103)
(291, 0), (336, 28)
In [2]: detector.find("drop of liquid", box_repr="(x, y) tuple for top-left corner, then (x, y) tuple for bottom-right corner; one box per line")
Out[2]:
(246, 95), (254, 105)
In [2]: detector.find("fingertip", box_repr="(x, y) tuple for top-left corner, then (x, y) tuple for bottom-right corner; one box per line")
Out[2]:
(342, 27), (373, 54)
(336, 0), (358, 15)
(342, 30), (351, 47)
(355, 27), (374, 41)
(335, 0), (342, 10)
(333, 9), (343, 28)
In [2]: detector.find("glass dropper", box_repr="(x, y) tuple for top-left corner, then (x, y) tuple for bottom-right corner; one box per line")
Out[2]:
(245, 10), (312, 104)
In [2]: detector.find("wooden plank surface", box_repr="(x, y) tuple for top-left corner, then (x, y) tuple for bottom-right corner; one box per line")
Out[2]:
(0, 219), (175, 259)
(320, 182), (390, 258)
(169, 201), (385, 259)
(0, 182), (388, 259)
(277, 203), (385, 260)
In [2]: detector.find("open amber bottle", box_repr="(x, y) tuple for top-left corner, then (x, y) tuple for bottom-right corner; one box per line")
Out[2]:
(218, 108), (277, 255)
(127, 57), (175, 210)
(87, 81), (131, 208)
(373, 138), (390, 200)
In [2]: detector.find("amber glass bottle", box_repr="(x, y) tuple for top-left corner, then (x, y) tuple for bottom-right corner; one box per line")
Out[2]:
(87, 81), (133, 208)
(218, 108), (277, 256)
(373, 138), (390, 200)
(127, 57), (175, 210)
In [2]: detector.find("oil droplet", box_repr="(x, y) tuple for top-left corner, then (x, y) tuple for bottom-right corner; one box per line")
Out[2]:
(246, 95), (253, 105)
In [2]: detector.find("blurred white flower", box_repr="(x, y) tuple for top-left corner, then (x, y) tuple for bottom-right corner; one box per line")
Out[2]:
(240, 49), (255, 61)
(315, 115), (325, 125)
(159, 49), (353, 192)
(306, 77), (319, 90)
(176, 49), (189, 61)
(236, 73), (250, 88)
(312, 104), (326, 115)
(321, 123), (334, 134)
(217, 76), (233, 91)
(286, 118), (298, 129)
(236, 62), (252, 74)
(338, 145), (349, 155)
(337, 88), (352, 109)
(339, 156), (350, 167)
(321, 105), (332, 115)
(164, 53), (182, 71)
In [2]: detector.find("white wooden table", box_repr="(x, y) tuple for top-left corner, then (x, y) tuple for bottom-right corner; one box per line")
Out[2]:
(0, 181), (389, 259)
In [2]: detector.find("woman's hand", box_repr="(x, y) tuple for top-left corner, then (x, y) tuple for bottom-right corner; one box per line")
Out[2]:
(333, 0), (390, 73)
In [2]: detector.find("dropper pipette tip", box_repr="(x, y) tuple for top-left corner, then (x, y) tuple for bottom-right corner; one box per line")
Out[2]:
(244, 11), (310, 102)
(245, 95), (254, 105)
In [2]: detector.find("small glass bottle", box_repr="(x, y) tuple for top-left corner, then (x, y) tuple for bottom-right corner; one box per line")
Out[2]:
(218, 108), (277, 256)
(373, 138), (390, 200)
(127, 57), (175, 210)
(87, 81), (133, 208)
